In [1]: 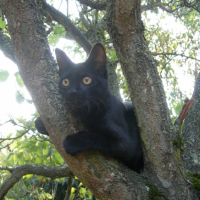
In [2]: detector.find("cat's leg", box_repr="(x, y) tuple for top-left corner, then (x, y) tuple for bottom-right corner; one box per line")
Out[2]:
(34, 117), (49, 136)
(63, 129), (131, 159)
(63, 130), (144, 172)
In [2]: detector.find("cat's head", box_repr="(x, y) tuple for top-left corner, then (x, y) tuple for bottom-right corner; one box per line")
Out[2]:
(55, 43), (108, 108)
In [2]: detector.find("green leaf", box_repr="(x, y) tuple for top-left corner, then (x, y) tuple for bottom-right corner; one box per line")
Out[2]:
(0, 17), (6, 29)
(15, 91), (24, 104)
(26, 99), (33, 104)
(48, 33), (60, 46)
(15, 72), (24, 87)
(21, 140), (31, 149)
(0, 70), (9, 82)
(54, 25), (65, 36)
(45, 193), (52, 199)
(48, 24), (66, 46)
(79, 187), (86, 198)
(29, 145), (39, 152)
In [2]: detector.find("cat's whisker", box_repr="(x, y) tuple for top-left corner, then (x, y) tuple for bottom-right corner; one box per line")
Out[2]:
(90, 96), (107, 113)
(83, 101), (91, 119)
(87, 96), (101, 114)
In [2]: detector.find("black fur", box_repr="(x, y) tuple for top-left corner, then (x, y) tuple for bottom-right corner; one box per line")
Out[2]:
(35, 43), (143, 173)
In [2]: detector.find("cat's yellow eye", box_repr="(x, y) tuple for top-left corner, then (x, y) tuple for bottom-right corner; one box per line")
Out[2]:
(83, 77), (92, 85)
(62, 78), (70, 87)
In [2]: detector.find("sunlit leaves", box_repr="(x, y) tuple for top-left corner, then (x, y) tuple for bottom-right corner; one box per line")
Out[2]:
(48, 24), (66, 46)
(0, 17), (6, 30)
(142, 8), (200, 116)
(15, 72), (24, 87)
(70, 179), (98, 200)
(107, 48), (117, 61)
(15, 91), (24, 104)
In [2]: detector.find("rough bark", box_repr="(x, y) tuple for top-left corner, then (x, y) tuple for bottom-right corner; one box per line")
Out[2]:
(2, 0), (148, 199)
(182, 72), (200, 173)
(106, 0), (196, 199)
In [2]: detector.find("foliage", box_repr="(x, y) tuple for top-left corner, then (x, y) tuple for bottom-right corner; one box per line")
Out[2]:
(1, 117), (64, 167)
(2, 176), (97, 200)
(188, 173), (200, 198)
(146, 182), (168, 200)
(0, 17), (6, 30)
(143, 9), (200, 116)
(0, 114), (97, 199)
(172, 130), (185, 152)
(48, 24), (66, 46)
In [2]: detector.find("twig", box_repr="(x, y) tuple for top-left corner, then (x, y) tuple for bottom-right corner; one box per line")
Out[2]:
(64, 175), (74, 200)
(0, 167), (14, 173)
(0, 129), (30, 141)
(0, 140), (15, 150)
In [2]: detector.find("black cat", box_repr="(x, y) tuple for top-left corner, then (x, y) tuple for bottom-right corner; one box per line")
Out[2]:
(35, 43), (143, 173)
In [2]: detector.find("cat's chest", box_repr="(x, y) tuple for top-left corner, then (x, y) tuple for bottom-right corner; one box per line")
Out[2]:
(81, 113), (106, 131)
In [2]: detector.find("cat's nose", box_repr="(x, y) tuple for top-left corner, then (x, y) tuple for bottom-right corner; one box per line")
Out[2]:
(69, 88), (77, 96)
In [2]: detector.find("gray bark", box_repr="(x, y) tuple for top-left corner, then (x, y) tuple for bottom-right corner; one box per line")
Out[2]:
(182, 72), (200, 173)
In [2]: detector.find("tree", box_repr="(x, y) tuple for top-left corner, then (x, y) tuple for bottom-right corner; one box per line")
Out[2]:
(0, 0), (200, 199)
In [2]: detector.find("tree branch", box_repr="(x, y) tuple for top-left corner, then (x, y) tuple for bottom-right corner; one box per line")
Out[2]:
(0, 164), (73, 200)
(0, 129), (29, 141)
(0, 29), (16, 64)
(40, 0), (92, 54)
(141, 0), (199, 15)
(152, 52), (200, 62)
(141, 1), (177, 13)
(177, 98), (195, 124)
(77, 0), (107, 11)
(182, 72), (200, 173)
(183, 0), (200, 13)
(64, 176), (73, 200)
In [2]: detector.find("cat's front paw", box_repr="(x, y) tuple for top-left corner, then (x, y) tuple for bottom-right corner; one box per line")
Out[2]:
(63, 131), (87, 156)
(34, 117), (49, 136)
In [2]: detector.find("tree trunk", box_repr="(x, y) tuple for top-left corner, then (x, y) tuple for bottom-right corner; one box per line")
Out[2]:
(182, 72), (200, 173)
(1, 0), (198, 199)
(106, 0), (197, 199)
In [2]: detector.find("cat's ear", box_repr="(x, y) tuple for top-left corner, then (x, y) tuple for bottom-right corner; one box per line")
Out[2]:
(87, 43), (107, 77)
(55, 48), (72, 76)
